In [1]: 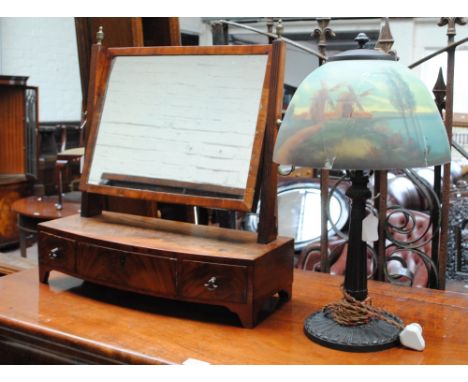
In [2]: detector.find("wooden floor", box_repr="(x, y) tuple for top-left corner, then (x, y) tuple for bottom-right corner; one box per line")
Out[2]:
(1, 243), (467, 293)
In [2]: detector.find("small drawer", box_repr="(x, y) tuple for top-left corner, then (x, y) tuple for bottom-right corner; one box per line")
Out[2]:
(180, 260), (248, 304)
(76, 243), (177, 296)
(38, 232), (76, 272)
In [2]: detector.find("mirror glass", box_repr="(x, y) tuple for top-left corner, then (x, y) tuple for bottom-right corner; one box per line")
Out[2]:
(243, 182), (349, 251)
(87, 54), (269, 200)
(275, 182), (348, 249)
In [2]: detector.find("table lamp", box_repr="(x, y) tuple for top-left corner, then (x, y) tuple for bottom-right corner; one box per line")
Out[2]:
(273, 36), (451, 352)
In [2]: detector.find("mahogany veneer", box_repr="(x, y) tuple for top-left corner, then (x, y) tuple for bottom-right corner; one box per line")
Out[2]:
(38, 211), (294, 327)
(0, 175), (31, 248)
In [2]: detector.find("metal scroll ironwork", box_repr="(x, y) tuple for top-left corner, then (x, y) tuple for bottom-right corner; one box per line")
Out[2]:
(383, 169), (441, 287)
(212, 17), (466, 289)
(313, 18), (335, 65)
(216, 19), (326, 61)
(325, 171), (378, 279)
(326, 169), (441, 287)
(374, 18), (395, 55)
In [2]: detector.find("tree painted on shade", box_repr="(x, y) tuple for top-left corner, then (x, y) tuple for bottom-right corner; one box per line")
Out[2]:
(385, 68), (416, 133)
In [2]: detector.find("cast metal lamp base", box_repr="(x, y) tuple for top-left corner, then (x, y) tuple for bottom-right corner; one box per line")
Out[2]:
(304, 309), (402, 352)
(304, 171), (403, 352)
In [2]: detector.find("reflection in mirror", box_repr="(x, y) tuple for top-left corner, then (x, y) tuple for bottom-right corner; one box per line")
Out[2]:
(87, 54), (269, 199)
(243, 182), (349, 250)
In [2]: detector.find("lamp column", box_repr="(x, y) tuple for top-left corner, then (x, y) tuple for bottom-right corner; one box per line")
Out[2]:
(344, 170), (371, 301)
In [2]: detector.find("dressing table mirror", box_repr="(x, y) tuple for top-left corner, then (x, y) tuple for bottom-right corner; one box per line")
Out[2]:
(37, 41), (294, 328)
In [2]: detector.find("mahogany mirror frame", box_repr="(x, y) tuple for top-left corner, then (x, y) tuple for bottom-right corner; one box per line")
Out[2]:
(80, 43), (282, 213)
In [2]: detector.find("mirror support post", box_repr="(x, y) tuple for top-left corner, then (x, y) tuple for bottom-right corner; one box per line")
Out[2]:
(81, 191), (103, 217)
(257, 40), (285, 244)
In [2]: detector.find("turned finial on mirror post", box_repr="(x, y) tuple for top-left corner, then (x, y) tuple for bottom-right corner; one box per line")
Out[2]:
(96, 26), (104, 45)
(275, 19), (284, 38)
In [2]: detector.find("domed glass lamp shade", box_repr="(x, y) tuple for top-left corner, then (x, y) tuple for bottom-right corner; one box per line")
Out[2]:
(274, 51), (450, 170)
(273, 47), (451, 352)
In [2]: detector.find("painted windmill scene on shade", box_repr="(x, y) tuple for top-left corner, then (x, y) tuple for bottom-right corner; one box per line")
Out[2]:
(274, 59), (451, 170)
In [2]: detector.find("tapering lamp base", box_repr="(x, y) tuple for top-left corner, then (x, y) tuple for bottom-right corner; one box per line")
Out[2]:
(304, 309), (403, 352)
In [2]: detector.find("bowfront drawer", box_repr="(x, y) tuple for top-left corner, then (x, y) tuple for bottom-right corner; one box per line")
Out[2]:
(76, 243), (177, 296)
(38, 232), (76, 272)
(180, 260), (248, 304)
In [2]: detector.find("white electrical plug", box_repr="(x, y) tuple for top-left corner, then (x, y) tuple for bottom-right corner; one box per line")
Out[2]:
(399, 323), (425, 351)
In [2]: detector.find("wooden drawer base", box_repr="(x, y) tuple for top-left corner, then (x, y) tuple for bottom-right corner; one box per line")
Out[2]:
(38, 213), (294, 328)
(38, 233), (76, 279)
(180, 260), (248, 304)
(76, 242), (178, 297)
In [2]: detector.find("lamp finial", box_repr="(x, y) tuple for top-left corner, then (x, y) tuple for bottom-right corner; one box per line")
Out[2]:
(354, 33), (369, 49)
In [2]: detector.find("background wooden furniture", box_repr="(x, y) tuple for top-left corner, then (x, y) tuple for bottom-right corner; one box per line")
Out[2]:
(11, 195), (80, 258)
(0, 268), (466, 364)
(0, 76), (38, 248)
(0, 176), (31, 249)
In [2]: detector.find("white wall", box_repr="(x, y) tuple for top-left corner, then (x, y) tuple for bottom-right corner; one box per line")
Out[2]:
(0, 17), (82, 122)
(1, 17), (466, 120)
(400, 17), (468, 114)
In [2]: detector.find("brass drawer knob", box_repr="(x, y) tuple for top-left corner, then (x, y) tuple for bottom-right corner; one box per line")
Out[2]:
(49, 247), (63, 260)
(204, 276), (219, 291)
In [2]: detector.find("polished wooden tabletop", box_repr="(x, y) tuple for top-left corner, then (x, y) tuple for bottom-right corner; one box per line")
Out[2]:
(11, 195), (80, 220)
(0, 268), (466, 364)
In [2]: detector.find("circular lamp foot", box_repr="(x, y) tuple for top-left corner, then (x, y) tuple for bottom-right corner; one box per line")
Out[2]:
(304, 309), (402, 352)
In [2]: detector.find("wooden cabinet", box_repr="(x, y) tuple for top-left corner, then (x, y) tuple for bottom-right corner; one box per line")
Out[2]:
(0, 76), (38, 248)
(38, 212), (294, 328)
(0, 176), (31, 248)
